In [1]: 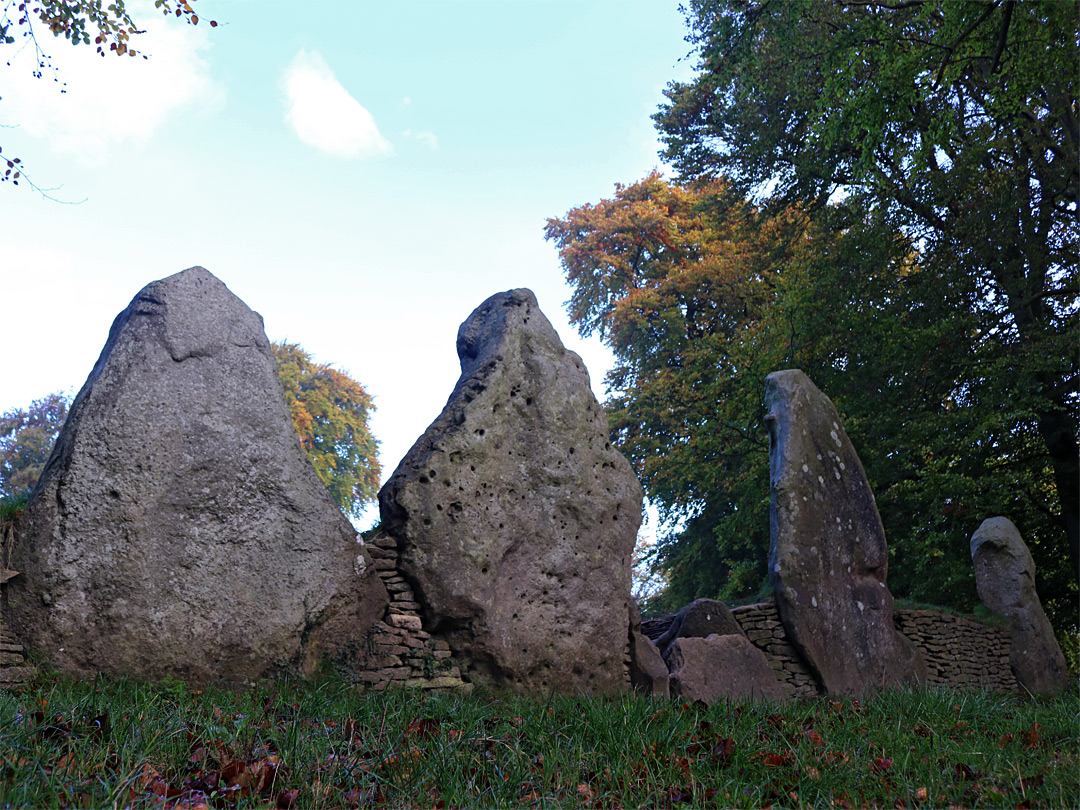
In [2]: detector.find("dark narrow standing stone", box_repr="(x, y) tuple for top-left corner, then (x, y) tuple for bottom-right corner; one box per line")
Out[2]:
(971, 517), (1069, 696)
(764, 369), (925, 695)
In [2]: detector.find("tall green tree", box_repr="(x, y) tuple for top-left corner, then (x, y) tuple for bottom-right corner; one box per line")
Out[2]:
(0, 392), (69, 501)
(654, 0), (1079, 588)
(271, 341), (381, 519)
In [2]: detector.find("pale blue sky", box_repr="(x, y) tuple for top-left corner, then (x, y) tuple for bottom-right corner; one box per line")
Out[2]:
(1, 0), (694, 526)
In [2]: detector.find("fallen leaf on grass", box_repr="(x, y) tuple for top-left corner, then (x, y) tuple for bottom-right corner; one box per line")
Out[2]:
(870, 757), (893, 774)
(1023, 722), (1041, 748)
(954, 762), (977, 780)
(407, 716), (442, 739)
(759, 751), (791, 767)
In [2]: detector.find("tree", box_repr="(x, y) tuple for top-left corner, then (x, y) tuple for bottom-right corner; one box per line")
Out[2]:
(548, 170), (1077, 636)
(1, 0), (216, 190)
(0, 392), (69, 501)
(654, 0), (1079, 588)
(546, 174), (813, 610)
(271, 341), (381, 519)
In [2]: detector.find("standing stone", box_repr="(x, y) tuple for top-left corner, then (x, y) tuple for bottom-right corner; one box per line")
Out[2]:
(379, 289), (642, 694)
(654, 598), (745, 660)
(971, 517), (1069, 696)
(5, 267), (387, 683)
(667, 634), (785, 703)
(764, 369), (924, 695)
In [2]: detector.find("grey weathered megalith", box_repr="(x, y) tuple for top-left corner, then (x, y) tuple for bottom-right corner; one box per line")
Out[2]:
(5, 267), (387, 683)
(629, 598), (669, 697)
(654, 598), (744, 660)
(379, 288), (642, 694)
(667, 634), (785, 703)
(971, 517), (1069, 696)
(764, 369), (925, 694)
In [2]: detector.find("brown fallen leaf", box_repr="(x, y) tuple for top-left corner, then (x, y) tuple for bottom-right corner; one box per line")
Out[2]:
(0, 568), (19, 584)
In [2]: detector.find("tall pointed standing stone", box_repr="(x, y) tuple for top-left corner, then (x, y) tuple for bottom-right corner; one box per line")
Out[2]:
(764, 369), (924, 694)
(5, 267), (387, 683)
(379, 289), (642, 694)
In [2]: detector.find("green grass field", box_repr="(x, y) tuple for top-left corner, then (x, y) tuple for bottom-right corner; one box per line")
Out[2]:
(1, 673), (1076, 808)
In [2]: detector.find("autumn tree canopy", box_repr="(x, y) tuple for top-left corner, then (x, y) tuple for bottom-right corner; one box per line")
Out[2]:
(0, 392), (69, 501)
(550, 161), (1075, 635)
(271, 341), (381, 519)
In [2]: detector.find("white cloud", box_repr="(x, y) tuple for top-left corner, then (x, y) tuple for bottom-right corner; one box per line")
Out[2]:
(403, 128), (439, 150)
(282, 49), (392, 159)
(0, 0), (222, 162)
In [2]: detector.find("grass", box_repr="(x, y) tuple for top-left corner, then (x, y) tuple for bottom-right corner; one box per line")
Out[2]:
(1, 674), (1076, 809)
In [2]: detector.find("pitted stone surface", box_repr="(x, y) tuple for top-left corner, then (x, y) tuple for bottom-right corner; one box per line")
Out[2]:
(971, 517), (1068, 695)
(6, 267), (387, 683)
(667, 634), (785, 703)
(379, 289), (642, 694)
(764, 369), (924, 695)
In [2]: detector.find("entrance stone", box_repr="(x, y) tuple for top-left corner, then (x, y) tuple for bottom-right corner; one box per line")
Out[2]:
(379, 289), (642, 694)
(6, 267), (388, 683)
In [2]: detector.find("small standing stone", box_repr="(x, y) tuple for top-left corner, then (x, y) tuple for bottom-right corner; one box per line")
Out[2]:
(971, 517), (1069, 695)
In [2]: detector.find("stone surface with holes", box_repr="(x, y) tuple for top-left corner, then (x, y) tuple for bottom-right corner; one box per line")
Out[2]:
(764, 369), (925, 695)
(379, 288), (642, 694)
(5, 267), (387, 683)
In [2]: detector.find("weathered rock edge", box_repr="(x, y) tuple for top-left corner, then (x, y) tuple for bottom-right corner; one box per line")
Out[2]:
(5, 266), (387, 683)
(379, 288), (642, 694)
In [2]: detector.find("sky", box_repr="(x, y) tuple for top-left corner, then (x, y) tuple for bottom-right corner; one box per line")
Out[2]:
(1, 0), (695, 528)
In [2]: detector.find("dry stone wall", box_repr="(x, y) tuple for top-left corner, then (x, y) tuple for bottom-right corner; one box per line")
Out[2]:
(0, 622), (34, 690)
(643, 600), (1019, 698)
(730, 602), (820, 699)
(340, 533), (470, 692)
(894, 609), (1017, 693)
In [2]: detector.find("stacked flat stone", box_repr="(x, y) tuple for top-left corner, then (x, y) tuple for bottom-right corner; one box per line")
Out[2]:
(894, 609), (1017, 692)
(0, 622), (34, 689)
(350, 533), (470, 692)
(731, 602), (820, 699)
(639, 615), (676, 643)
